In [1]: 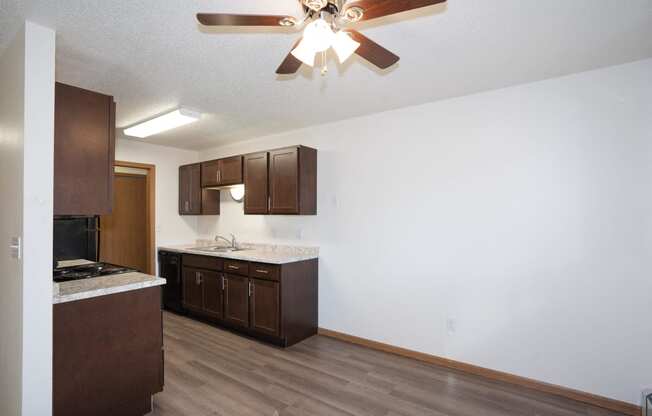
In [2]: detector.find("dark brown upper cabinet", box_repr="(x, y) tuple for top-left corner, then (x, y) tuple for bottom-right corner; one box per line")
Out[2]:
(201, 155), (243, 187)
(186, 145), (316, 216)
(179, 163), (219, 215)
(243, 152), (269, 214)
(179, 164), (201, 215)
(269, 146), (317, 215)
(54, 83), (116, 216)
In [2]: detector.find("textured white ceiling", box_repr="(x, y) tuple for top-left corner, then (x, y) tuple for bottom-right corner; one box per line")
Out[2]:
(1, 0), (652, 150)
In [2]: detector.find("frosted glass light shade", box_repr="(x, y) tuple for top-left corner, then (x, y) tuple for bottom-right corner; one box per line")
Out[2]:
(332, 31), (360, 63)
(229, 184), (245, 202)
(303, 19), (335, 52)
(291, 39), (317, 67)
(291, 19), (335, 67)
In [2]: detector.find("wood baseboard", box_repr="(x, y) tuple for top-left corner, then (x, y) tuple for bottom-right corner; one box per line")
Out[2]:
(318, 328), (641, 416)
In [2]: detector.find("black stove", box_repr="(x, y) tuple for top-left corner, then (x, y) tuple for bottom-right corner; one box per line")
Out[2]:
(53, 262), (136, 283)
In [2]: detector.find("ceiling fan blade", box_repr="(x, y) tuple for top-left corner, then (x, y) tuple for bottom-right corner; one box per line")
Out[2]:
(276, 38), (304, 75)
(343, 0), (446, 22)
(345, 30), (399, 69)
(197, 13), (293, 27)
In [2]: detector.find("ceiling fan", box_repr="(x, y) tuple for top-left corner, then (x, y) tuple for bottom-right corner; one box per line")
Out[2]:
(197, 0), (447, 75)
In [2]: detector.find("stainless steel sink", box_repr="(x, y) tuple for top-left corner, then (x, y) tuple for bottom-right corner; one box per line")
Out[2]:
(191, 246), (248, 253)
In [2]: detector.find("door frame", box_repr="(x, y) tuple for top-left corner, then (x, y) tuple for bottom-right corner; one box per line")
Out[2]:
(114, 160), (156, 275)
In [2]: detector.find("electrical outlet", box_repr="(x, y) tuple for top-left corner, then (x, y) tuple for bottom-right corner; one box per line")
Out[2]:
(446, 318), (456, 335)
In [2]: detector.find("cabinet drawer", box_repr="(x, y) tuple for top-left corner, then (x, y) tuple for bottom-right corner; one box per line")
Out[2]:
(249, 263), (280, 281)
(183, 254), (223, 271)
(224, 259), (249, 276)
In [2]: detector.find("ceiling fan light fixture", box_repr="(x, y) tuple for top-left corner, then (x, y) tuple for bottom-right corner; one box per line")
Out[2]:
(303, 19), (335, 52)
(291, 19), (335, 67)
(291, 39), (317, 67)
(332, 31), (360, 63)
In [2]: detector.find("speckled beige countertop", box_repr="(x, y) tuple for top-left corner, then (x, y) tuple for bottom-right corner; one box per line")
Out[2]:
(158, 241), (319, 265)
(53, 270), (166, 304)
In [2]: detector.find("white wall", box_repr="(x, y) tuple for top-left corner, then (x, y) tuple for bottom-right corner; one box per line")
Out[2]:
(0, 21), (55, 416)
(195, 59), (652, 405)
(115, 138), (199, 252)
(0, 22), (27, 416)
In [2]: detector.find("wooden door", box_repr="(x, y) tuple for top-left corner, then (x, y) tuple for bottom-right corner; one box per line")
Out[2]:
(202, 271), (223, 320)
(54, 82), (115, 216)
(269, 147), (299, 214)
(179, 164), (201, 215)
(182, 267), (203, 313)
(244, 152), (269, 214)
(250, 279), (280, 337)
(218, 156), (243, 185)
(223, 274), (249, 328)
(200, 160), (219, 187)
(100, 173), (147, 272)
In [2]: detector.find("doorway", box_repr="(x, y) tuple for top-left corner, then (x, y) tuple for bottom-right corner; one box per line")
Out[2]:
(100, 161), (155, 274)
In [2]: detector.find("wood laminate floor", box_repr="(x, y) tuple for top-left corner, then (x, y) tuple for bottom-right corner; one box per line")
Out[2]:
(151, 312), (626, 416)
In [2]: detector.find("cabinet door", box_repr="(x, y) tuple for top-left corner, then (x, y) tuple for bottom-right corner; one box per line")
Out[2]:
(202, 271), (223, 320)
(54, 83), (115, 216)
(201, 160), (220, 187)
(218, 156), (243, 186)
(269, 147), (299, 214)
(201, 189), (220, 215)
(223, 274), (250, 328)
(179, 165), (190, 214)
(250, 279), (280, 337)
(182, 267), (203, 313)
(179, 164), (201, 215)
(188, 164), (202, 214)
(244, 152), (269, 214)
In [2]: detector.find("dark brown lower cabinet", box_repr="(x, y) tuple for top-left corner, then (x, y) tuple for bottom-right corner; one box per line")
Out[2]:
(183, 267), (223, 319)
(54, 287), (163, 416)
(202, 270), (223, 320)
(250, 278), (280, 337)
(180, 256), (318, 347)
(223, 274), (250, 327)
(182, 267), (203, 313)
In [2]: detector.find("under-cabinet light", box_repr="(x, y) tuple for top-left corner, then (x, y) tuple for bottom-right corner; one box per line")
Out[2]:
(124, 108), (200, 138)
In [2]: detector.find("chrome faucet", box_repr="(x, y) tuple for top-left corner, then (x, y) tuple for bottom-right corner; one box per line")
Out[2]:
(215, 233), (238, 249)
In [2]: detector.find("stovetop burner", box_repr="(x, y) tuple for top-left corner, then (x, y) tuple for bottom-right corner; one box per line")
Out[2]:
(53, 262), (136, 283)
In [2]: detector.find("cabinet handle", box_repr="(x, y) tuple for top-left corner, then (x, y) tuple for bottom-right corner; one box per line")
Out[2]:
(185, 201), (189, 212)
(221, 275), (225, 291)
(255, 269), (268, 274)
(195, 271), (202, 285)
(217, 170), (221, 183)
(248, 281), (253, 297)
(228, 265), (239, 270)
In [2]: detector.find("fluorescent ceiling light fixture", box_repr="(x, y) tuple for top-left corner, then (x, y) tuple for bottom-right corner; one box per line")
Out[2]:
(291, 19), (359, 67)
(124, 108), (200, 138)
